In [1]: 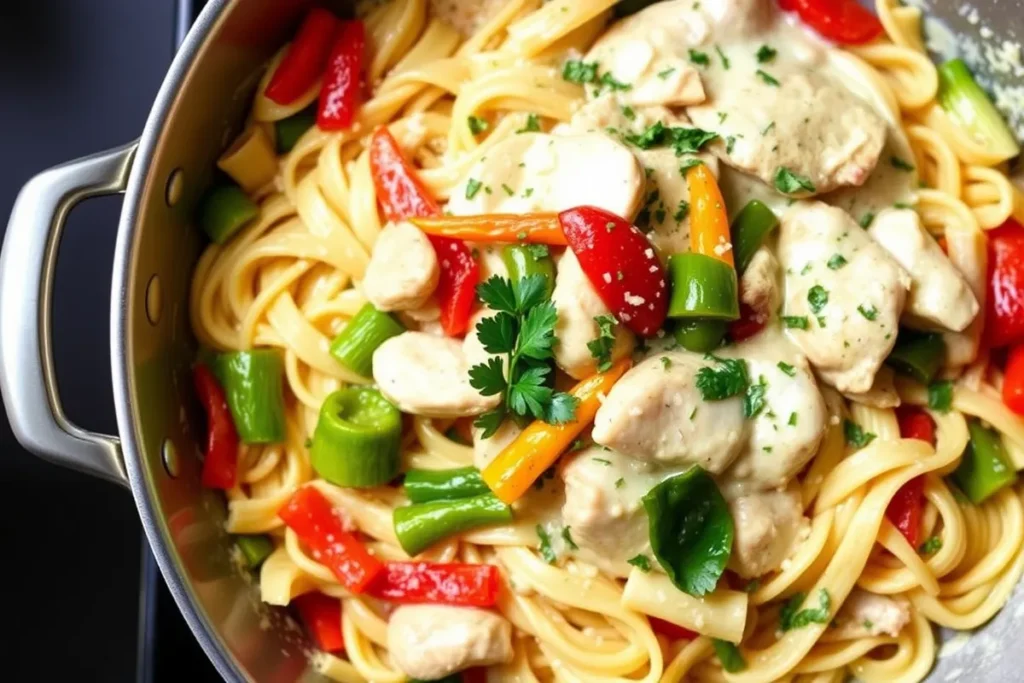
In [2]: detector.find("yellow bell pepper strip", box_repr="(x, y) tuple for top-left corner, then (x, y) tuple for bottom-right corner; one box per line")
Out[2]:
(482, 359), (631, 503)
(409, 213), (569, 246)
(686, 163), (734, 267)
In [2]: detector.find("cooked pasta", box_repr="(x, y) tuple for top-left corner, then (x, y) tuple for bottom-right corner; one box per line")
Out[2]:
(188, 1), (1024, 681)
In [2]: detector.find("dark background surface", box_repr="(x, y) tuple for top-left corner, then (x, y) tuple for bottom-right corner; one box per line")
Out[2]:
(0, 1), (216, 680)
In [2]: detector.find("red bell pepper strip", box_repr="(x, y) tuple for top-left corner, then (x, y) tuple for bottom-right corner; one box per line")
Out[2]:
(462, 669), (488, 683)
(885, 407), (936, 548)
(778, 0), (883, 45)
(316, 20), (365, 131)
(264, 8), (339, 105)
(294, 592), (345, 653)
(986, 219), (1024, 349)
(368, 128), (479, 336)
(649, 616), (697, 641)
(558, 206), (668, 337)
(728, 303), (767, 342)
(193, 364), (240, 490)
(278, 486), (384, 592)
(366, 561), (501, 607)
(1003, 345), (1024, 415)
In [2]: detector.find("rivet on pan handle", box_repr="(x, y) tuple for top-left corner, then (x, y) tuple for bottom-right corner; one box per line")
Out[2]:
(0, 143), (138, 488)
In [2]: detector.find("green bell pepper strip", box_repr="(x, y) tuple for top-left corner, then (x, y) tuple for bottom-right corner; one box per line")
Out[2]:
(502, 244), (555, 300)
(235, 534), (274, 568)
(213, 349), (287, 443)
(937, 59), (1020, 163)
(730, 200), (779, 274)
(311, 387), (402, 487)
(393, 493), (512, 556)
(886, 331), (946, 384)
(275, 109), (316, 154)
(404, 466), (490, 504)
(673, 319), (727, 353)
(953, 419), (1018, 504)
(198, 184), (259, 244)
(329, 303), (405, 377)
(666, 252), (740, 320)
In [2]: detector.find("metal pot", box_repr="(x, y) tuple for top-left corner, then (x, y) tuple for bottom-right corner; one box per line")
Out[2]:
(1, 0), (1022, 681)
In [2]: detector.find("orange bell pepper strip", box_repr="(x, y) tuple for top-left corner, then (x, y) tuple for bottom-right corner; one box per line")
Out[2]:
(482, 359), (631, 504)
(410, 213), (568, 246)
(686, 163), (734, 267)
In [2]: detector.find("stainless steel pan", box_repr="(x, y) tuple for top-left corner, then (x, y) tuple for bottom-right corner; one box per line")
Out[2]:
(1, 0), (1021, 680)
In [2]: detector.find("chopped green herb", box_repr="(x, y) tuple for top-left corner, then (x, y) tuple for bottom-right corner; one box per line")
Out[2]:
(743, 376), (768, 419)
(928, 380), (954, 413)
(756, 45), (777, 63)
(657, 66), (677, 79)
(688, 49), (710, 67)
(673, 200), (690, 223)
(501, 183), (514, 196)
(696, 355), (750, 401)
(726, 135), (737, 154)
(679, 158), (703, 174)
(859, 212), (876, 229)
(596, 71), (632, 93)
(661, 356), (672, 369)
(890, 156), (916, 172)
(782, 316), (809, 330)
(893, 201), (913, 209)
(919, 536), (942, 555)
(774, 167), (816, 194)
(807, 285), (829, 314)
(788, 412), (798, 426)
(717, 111), (728, 124)
(587, 314), (618, 373)
(761, 121), (776, 136)
(536, 525), (556, 563)
(621, 105), (636, 120)
(627, 554), (651, 572)
(755, 69), (780, 86)
(844, 419), (877, 449)
(857, 304), (879, 321)
(713, 640), (747, 673)
(827, 254), (848, 270)
(516, 113), (541, 133)
(465, 178), (483, 200)
(561, 526), (579, 551)
(777, 361), (796, 377)
(715, 45), (730, 69)
(592, 457), (612, 466)
(615, 477), (625, 489)
(467, 115), (489, 135)
(303, 438), (313, 448)
(779, 589), (832, 631)
(562, 59), (598, 84)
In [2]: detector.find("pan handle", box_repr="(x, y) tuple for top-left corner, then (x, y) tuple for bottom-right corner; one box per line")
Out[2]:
(0, 143), (137, 488)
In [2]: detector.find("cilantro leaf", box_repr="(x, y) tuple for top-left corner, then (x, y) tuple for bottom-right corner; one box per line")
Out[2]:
(667, 127), (719, 156)
(513, 273), (550, 313)
(774, 167), (816, 194)
(474, 311), (516, 355)
(517, 301), (558, 360)
(696, 356), (750, 401)
(544, 392), (579, 425)
(928, 380), (953, 412)
(779, 589), (832, 631)
(622, 121), (666, 149)
(473, 407), (506, 439)
(508, 365), (553, 418)
(468, 356), (507, 396)
(476, 276), (518, 313)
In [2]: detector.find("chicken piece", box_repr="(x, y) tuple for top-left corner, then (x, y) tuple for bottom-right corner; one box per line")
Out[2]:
(592, 350), (748, 472)
(387, 605), (513, 680)
(688, 72), (886, 196)
(373, 332), (499, 417)
(868, 208), (979, 333)
(363, 221), (439, 312)
(563, 96), (719, 255)
(560, 447), (661, 573)
(725, 484), (807, 579)
(739, 246), (780, 320)
(446, 132), (645, 221)
(828, 589), (911, 641)
(842, 366), (900, 409)
(551, 250), (635, 379)
(583, 2), (707, 108)
(721, 339), (827, 489)
(777, 202), (911, 394)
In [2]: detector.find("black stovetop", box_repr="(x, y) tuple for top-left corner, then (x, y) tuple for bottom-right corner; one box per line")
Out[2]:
(0, 1), (217, 680)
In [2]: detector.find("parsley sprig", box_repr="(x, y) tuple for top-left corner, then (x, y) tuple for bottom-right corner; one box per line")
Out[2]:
(469, 275), (579, 437)
(779, 589), (832, 631)
(587, 314), (618, 373)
